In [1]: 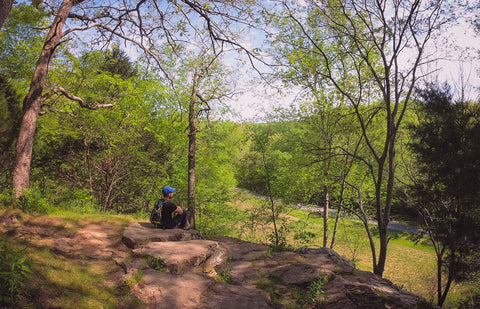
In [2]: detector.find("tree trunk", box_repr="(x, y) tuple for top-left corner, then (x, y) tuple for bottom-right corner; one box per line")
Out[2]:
(12, 0), (78, 198)
(0, 0), (14, 29)
(375, 127), (398, 276)
(187, 70), (200, 228)
(330, 177), (347, 249)
(375, 222), (388, 275)
(436, 255), (444, 306)
(438, 253), (455, 307)
(322, 183), (329, 247)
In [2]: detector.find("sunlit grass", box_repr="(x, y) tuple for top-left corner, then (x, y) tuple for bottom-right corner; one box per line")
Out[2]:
(0, 208), (141, 308)
(30, 248), (120, 308)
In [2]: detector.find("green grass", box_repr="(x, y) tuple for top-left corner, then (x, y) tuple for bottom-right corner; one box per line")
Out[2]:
(30, 248), (121, 308)
(0, 208), (141, 308)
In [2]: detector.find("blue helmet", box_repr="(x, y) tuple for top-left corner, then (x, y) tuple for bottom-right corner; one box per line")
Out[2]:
(162, 186), (176, 195)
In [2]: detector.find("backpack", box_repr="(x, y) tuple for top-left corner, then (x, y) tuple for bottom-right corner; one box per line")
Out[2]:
(150, 199), (163, 228)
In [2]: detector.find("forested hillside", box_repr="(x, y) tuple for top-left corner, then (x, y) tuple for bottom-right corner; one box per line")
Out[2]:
(1, 1), (480, 308)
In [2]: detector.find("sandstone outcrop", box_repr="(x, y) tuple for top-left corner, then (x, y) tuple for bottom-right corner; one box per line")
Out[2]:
(121, 221), (423, 309)
(0, 214), (425, 308)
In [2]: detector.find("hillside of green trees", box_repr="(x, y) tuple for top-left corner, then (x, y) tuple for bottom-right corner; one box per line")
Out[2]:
(1, 1), (480, 308)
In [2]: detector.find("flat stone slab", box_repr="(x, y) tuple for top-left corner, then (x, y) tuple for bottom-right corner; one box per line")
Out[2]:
(122, 221), (204, 248)
(131, 270), (213, 308)
(131, 269), (274, 309)
(133, 240), (228, 275)
(198, 279), (275, 309)
(214, 236), (268, 261)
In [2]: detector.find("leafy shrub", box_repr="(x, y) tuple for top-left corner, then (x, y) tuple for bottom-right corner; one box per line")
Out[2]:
(0, 188), (14, 207)
(54, 188), (100, 214)
(416, 297), (435, 309)
(267, 218), (291, 252)
(294, 230), (317, 245)
(454, 281), (480, 309)
(0, 241), (33, 305)
(196, 201), (240, 238)
(215, 262), (234, 284)
(17, 187), (52, 214)
(117, 269), (142, 295)
(145, 256), (167, 271)
(292, 278), (327, 308)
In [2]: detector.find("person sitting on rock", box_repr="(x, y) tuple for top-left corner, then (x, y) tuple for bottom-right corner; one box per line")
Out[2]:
(159, 186), (190, 230)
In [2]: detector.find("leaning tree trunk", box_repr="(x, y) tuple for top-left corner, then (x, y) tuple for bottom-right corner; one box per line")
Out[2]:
(330, 177), (347, 249)
(12, 0), (80, 198)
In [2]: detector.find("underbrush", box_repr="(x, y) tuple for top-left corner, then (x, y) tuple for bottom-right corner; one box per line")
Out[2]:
(0, 239), (33, 307)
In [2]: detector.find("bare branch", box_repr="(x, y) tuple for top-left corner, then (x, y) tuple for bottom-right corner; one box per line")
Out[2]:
(42, 87), (113, 110)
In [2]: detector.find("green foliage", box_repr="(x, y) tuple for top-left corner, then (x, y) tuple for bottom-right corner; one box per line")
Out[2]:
(14, 185), (99, 215)
(416, 298), (435, 309)
(100, 45), (138, 79)
(0, 3), (48, 84)
(145, 256), (167, 272)
(196, 200), (241, 238)
(0, 241), (33, 305)
(117, 269), (143, 295)
(454, 280), (480, 309)
(0, 188), (14, 207)
(215, 262), (234, 284)
(255, 273), (285, 304)
(53, 188), (100, 214)
(409, 83), (480, 305)
(340, 220), (370, 264)
(267, 216), (291, 252)
(0, 76), (22, 189)
(293, 229), (317, 245)
(32, 49), (173, 214)
(292, 278), (327, 308)
(18, 187), (53, 214)
(237, 124), (295, 249)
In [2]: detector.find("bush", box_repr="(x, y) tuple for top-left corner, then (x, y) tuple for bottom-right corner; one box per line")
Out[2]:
(0, 188), (14, 208)
(0, 241), (33, 305)
(54, 188), (100, 214)
(292, 278), (327, 308)
(17, 187), (52, 214)
(196, 201), (240, 238)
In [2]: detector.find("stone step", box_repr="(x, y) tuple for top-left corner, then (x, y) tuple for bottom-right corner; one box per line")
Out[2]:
(132, 239), (228, 276)
(122, 221), (204, 249)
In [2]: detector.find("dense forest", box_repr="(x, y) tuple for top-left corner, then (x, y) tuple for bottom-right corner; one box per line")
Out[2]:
(1, 1), (480, 307)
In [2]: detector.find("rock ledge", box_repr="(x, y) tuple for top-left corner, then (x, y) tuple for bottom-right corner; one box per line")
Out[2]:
(121, 221), (424, 309)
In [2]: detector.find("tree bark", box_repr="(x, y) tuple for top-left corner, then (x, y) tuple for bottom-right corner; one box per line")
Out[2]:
(322, 183), (329, 247)
(330, 177), (347, 249)
(0, 0), (13, 29)
(12, 0), (80, 198)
